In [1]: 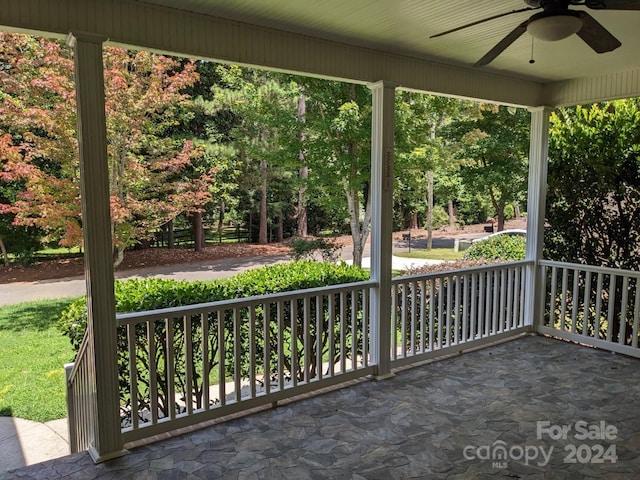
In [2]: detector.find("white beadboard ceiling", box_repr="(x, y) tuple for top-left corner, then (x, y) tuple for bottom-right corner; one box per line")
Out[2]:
(138, 0), (640, 84)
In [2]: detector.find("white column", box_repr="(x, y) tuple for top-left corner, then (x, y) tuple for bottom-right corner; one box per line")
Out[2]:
(524, 106), (552, 330)
(67, 32), (126, 463)
(368, 81), (396, 379)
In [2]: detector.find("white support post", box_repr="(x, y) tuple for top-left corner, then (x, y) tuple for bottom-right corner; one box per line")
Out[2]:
(368, 81), (396, 379)
(67, 32), (126, 463)
(524, 106), (552, 331)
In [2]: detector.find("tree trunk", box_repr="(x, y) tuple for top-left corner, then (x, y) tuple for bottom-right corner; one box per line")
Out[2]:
(259, 159), (268, 244)
(448, 199), (456, 227)
(277, 213), (284, 242)
(0, 237), (8, 266)
(496, 203), (505, 232)
(409, 212), (419, 230)
(427, 170), (434, 250)
(193, 211), (204, 252)
(218, 200), (225, 244)
(167, 218), (175, 249)
(296, 92), (309, 237)
(113, 245), (125, 269)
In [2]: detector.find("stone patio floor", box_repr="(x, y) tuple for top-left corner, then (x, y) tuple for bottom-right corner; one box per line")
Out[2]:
(5, 334), (640, 479)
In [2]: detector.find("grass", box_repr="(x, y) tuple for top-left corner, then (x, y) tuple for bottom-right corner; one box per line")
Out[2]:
(0, 298), (78, 422)
(395, 248), (463, 261)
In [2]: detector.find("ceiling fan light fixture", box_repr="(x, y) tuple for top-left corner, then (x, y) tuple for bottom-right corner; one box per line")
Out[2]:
(527, 14), (583, 41)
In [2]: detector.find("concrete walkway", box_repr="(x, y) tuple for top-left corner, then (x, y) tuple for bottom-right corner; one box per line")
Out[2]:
(0, 418), (69, 473)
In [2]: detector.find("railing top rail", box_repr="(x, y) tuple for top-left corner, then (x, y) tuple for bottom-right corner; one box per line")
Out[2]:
(391, 260), (533, 285)
(66, 327), (92, 385)
(539, 260), (640, 279)
(116, 280), (377, 325)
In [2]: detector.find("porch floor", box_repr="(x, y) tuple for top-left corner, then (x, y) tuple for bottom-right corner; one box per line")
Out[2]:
(6, 335), (640, 479)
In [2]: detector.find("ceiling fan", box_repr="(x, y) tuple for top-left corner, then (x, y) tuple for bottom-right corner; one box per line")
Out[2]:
(430, 0), (640, 67)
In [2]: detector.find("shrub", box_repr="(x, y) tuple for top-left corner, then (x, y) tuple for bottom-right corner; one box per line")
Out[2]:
(290, 237), (340, 261)
(59, 261), (369, 424)
(463, 234), (526, 262)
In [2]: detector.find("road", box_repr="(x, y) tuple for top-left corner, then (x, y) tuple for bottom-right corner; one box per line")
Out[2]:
(0, 238), (454, 306)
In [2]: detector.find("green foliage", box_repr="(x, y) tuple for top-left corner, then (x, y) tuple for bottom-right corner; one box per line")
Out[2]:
(546, 100), (640, 270)
(59, 262), (369, 423)
(289, 237), (340, 261)
(463, 235), (526, 261)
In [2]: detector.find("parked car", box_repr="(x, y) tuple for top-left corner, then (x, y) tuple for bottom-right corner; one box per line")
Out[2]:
(471, 228), (527, 243)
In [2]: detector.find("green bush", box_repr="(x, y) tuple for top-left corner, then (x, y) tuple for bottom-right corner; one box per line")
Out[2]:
(463, 234), (526, 261)
(59, 261), (369, 424)
(289, 237), (340, 261)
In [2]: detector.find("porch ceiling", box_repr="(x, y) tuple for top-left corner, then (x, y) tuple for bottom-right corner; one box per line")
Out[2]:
(140, 0), (640, 85)
(7, 336), (640, 478)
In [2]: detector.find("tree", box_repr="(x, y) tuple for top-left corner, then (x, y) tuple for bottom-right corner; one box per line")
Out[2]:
(546, 100), (640, 269)
(300, 79), (373, 267)
(449, 105), (530, 231)
(210, 65), (299, 244)
(0, 33), (212, 266)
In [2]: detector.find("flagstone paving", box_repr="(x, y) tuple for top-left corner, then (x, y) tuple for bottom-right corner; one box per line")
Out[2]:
(6, 334), (640, 479)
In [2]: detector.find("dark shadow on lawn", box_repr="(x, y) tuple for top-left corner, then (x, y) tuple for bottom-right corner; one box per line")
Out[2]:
(0, 299), (78, 332)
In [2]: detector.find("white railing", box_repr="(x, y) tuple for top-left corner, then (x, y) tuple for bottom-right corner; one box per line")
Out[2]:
(115, 281), (376, 443)
(538, 260), (640, 357)
(65, 329), (96, 453)
(389, 261), (532, 368)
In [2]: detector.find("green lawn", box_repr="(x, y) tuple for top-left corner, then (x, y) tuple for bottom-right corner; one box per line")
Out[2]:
(0, 298), (78, 422)
(395, 248), (463, 261)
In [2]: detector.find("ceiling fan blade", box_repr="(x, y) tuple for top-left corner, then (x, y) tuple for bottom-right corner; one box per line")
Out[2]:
(583, 0), (640, 10)
(576, 11), (622, 53)
(430, 7), (536, 39)
(475, 21), (528, 67)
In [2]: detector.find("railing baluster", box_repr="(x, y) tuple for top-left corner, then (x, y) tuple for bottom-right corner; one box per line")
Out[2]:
(148, 321), (158, 423)
(619, 276), (629, 346)
(351, 290), (357, 371)
(249, 307), (257, 398)
(305, 296), (312, 380)
(505, 268), (513, 331)
(202, 312), (210, 411)
(328, 294), (335, 378)
(411, 281), (417, 355)
(595, 273), (604, 338)
(462, 274), (469, 342)
(316, 295), (323, 379)
(607, 274), (616, 343)
(218, 310), (226, 407)
(233, 308), (241, 403)
(428, 278), (435, 352)
(454, 275), (461, 345)
(582, 272), (592, 337)
(291, 299), (299, 387)
(127, 323), (138, 430)
(470, 273), (477, 340)
(185, 315), (193, 415)
(363, 288), (369, 367)
(264, 302), (271, 392)
(571, 269), (580, 334)
(277, 301), (285, 391)
(491, 270), (501, 335)
(560, 268), (569, 331)
(419, 279), (426, 352)
(498, 269), (506, 333)
(633, 281), (640, 348)
(166, 317), (176, 420)
(446, 275), (453, 346)
(339, 291), (346, 374)
(437, 277), (444, 348)
(549, 266), (558, 328)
